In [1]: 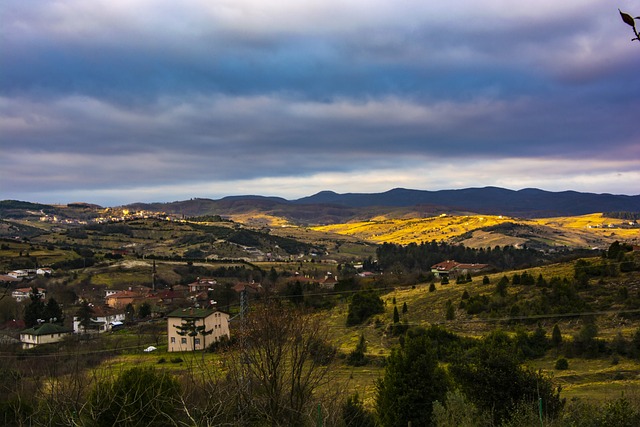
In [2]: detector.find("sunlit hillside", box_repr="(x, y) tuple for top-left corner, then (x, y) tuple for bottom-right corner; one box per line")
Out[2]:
(312, 213), (639, 248)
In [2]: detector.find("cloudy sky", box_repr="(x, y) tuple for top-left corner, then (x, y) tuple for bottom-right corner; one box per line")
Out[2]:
(2, 0), (639, 206)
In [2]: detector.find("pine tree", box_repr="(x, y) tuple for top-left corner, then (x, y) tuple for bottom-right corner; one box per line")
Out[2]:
(402, 302), (408, 314)
(376, 333), (450, 426)
(24, 287), (45, 328)
(393, 306), (400, 323)
(77, 301), (95, 333)
(552, 324), (563, 356)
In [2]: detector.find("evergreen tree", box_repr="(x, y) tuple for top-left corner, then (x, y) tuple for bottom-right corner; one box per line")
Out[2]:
(375, 333), (450, 427)
(552, 324), (563, 354)
(445, 300), (455, 321)
(450, 333), (564, 425)
(76, 301), (95, 333)
(124, 303), (135, 322)
(174, 318), (213, 351)
(138, 302), (152, 319)
(342, 393), (376, 427)
(347, 334), (368, 366)
(286, 281), (304, 305)
(393, 306), (400, 324)
(495, 276), (509, 297)
(24, 287), (45, 328)
(346, 291), (384, 326)
(402, 302), (408, 314)
(43, 298), (63, 324)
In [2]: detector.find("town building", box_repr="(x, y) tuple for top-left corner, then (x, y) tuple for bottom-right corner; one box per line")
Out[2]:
(20, 323), (72, 349)
(12, 287), (46, 303)
(167, 307), (230, 352)
(431, 260), (489, 280)
(72, 305), (126, 333)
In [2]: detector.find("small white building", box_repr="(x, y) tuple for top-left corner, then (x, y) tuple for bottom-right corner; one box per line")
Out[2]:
(73, 306), (126, 334)
(167, 307), (230, 352)
(12, 287), (46, 303)
(36, 268), (53, 276)
(20, 323), (72, 349)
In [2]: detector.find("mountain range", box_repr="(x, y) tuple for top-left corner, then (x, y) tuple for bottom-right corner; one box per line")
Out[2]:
(2, 187), (639, 225)
(123, 187), (640, 224)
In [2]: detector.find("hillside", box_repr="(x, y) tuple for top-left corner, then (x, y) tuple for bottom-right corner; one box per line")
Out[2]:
(313, 213), (639, 250)
(324, 252), (640, 403)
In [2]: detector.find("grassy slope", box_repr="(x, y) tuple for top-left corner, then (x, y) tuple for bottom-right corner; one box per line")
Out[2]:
(322, 258), (640, 404)
(311, 213), (639, 249)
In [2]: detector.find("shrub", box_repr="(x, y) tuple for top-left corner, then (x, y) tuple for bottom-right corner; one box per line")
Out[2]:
(555, 358), (569, 370)
(346, 291), (384, 326)
(86, 366), (181, 427)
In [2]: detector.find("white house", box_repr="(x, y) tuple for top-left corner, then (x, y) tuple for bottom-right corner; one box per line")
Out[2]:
(73, 306), (126, 334)
(12, 287), (46, 303)
(36, 268), (53, 276)
(20, 323), (72, 349)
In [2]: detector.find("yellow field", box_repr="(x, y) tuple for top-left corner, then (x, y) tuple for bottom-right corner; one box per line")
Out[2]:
(311, 213), (639, 247)
(312, 215), (510, 245)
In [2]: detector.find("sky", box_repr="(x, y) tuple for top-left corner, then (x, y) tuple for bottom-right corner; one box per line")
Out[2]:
(2, 0), (639, 207)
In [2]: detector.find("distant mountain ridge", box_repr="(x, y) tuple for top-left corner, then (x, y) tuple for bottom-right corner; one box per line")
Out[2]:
(2, 187), (639, 225)
(293, 187), (640, 217)
(121, 187), (640, 224)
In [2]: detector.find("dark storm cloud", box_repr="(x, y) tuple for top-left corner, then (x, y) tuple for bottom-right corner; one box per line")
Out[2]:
(1, 0), (639, 204)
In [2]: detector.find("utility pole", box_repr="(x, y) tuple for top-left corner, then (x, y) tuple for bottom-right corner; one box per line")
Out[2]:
(152, 259), (157, 291)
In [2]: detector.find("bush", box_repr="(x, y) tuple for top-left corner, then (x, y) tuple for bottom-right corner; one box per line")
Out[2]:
(346, 291), (384, 326)
(555, 358), (569, 370)
(86, 366), (181, 427)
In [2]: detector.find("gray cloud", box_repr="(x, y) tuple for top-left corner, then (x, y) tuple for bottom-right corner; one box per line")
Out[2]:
(1, 0), (639, 204)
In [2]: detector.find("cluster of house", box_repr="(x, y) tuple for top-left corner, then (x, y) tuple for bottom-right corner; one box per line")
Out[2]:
(0, 268), (53, 282)
(3, 277), (245, 350)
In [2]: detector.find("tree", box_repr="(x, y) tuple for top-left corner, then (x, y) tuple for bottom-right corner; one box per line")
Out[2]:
(86, 366), (181, 427)
(174, 318), (213, 352)
(619, 9), (640, 43)
(392, 306), (400, 323)
(231, 302), (335, 426)
(137, 302), (151, 319)
(346, 291), (384, 326)
(347, 334), (368, 366)
(286, 280), (304, 305)
(445, 300), (455, 321)
(24, 287), (45, 328)
(402, 302), (408, 314)
(375, 333), (450, 427)
(495, 276), (509, 297)
(552, 324), (563, 355)
(449, 332), (564, 425)
(124, 303), (135, 322)
(432, 389), (484, 427)
(76, 301), (95, 333)
(43, 298), (63, 324)
(342, 393), (376, 427)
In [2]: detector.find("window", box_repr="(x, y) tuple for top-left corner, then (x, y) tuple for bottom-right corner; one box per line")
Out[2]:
(194, 338), (200, 346)
(171, 337), (175, 343)
(181, 338), (187, 344)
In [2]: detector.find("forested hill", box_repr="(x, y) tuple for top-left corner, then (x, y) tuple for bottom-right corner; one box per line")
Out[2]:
(294, 187), (640, 217)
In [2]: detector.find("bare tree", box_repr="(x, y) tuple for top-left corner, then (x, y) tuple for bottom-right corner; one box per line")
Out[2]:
(229, 302), (337, 426)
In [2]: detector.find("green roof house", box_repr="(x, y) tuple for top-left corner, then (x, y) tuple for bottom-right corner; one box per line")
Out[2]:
(20, 323), (72, 349)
